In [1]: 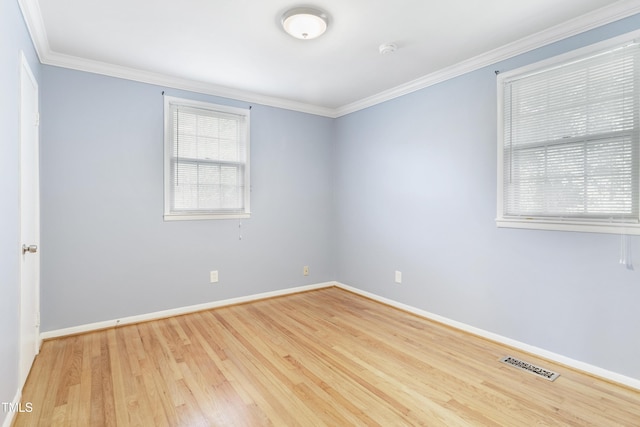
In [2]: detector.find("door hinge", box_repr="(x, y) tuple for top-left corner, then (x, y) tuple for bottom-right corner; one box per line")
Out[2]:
(35, 311), (40, 328)
(35, 112), (40, 127)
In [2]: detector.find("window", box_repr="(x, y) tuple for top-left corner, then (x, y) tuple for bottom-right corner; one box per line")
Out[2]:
(164, 96), (250, 220)
(497, 32), (640, 234)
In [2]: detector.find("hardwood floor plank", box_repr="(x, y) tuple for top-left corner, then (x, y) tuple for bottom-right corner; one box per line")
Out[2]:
(137, 325), (177, 426)
(251, 300), (415, 424)
(211, 310), (322, 426)
(14, 287), (640, 426)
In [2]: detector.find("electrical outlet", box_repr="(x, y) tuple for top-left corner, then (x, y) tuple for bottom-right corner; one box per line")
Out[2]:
(210, 270), (219, 283)
(303, 266), (309, 276)
(395, 271), (402, 284)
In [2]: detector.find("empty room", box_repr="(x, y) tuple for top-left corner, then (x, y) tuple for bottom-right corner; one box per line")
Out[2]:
(2, 0), (640, 425)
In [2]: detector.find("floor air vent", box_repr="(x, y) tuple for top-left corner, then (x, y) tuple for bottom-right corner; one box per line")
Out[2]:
(499, 356), (560, 381)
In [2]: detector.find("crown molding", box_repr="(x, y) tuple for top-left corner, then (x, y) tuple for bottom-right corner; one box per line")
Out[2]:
(17, 0), (49, 61)
(18, 0), (640, 119)
(16, 1), (335, 118)
(334, 0), (640, 117)
(42, 50), (337, 117)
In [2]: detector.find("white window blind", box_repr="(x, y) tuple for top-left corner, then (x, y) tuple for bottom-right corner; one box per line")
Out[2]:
(164, 97), (250, 220)
(498, 35), (640, 233)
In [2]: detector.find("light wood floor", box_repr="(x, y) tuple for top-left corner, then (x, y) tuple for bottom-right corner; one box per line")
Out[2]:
(14, 287), (640, 426)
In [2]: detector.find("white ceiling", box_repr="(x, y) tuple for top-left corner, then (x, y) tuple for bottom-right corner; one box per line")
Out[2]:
(18, 0), (640, 117)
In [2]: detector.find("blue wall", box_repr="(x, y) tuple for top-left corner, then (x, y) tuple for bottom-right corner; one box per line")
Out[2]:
(40, 67), (336, 330)
(0, 0), (41, 423)
(334, 15), (640, 380)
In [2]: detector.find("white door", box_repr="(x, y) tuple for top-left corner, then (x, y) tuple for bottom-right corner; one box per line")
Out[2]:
(19, 52), (40, 386)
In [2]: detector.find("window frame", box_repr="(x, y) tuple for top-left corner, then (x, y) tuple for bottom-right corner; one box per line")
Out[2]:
(163, 96), (251, 221)
(496, 30), (640, 235)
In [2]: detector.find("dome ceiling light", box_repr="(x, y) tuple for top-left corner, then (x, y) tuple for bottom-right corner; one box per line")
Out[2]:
(281, 7), (328, 40)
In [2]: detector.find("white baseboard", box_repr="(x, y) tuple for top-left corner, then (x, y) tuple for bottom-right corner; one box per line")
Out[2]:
(40, 281), (336, 340)
(334, 282), (640, 391)
(38, 280), (639, 391)
(1, 389), (21, 427)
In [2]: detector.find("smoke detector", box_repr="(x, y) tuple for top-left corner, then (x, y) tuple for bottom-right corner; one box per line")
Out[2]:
(379, 43), (397, 55)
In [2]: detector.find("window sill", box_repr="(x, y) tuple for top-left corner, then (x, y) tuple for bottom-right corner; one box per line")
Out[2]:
(496, 217), (640, 235)
(164, 212), (251, 221)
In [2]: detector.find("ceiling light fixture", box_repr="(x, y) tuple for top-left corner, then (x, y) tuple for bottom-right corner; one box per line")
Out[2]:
(282, 7), (328, 40)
